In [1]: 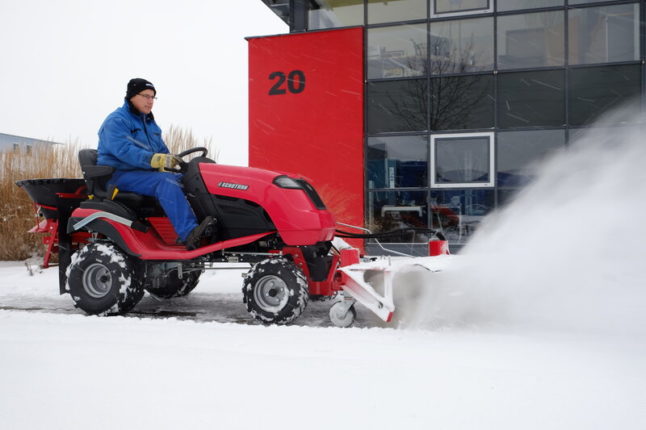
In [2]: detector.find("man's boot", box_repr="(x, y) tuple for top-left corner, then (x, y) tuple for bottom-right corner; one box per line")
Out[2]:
(185, 216), (216, 250)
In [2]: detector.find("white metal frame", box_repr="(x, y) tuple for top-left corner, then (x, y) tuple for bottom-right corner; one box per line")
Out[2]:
(430, 132), (495, 188)
(430, 0), (493, 19)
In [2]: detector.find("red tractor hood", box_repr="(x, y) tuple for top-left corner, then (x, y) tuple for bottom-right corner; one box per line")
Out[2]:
(199, 163), (335, 245)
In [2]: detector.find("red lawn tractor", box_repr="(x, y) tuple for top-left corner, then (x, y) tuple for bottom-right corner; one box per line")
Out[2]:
(18, 147), (450, 327)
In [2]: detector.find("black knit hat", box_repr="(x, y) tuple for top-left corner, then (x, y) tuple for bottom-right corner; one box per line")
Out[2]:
(125, 78), (156, 100)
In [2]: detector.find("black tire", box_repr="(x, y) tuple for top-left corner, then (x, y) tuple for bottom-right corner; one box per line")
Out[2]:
(65, 243), (144, 315)
(144, 270), (202, 299)
(242, 257), (308, 325)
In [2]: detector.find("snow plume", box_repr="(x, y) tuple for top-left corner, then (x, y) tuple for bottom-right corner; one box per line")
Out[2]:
(409, 104), (646, 337)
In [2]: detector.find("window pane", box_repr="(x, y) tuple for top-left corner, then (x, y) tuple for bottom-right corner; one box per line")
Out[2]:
(368, 24), (428, 79)
(496, 129), (565, 187)
(569, 125), (643, 145)
(431, 189), (494, 244)
(433, 0), (489, 15)
(569, 0), (624, 4)
(367, 136), (428, 189)
(497, 11), (565, 69)
(367, 80), (429, 133)
(431, 75), (494, 130)
(498, 70), (565, 128)
(569, 4), (640, 65)
(497, 188), (521, 208)
(309, 0), (364, 29)
(434, 135), (491, 184)
(568, 65), (641, 126)
(430, 17), (494, 74)
(368, 190), (429, 243)
(368, 0), (427, 24)
(497, 0), (563, 12)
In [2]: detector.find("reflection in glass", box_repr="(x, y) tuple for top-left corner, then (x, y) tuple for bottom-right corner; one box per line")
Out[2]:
(368, 24), (428, 79)
(497, 11), (564, 69)
(367, 80), (429, 133)
(569, 0), (624, 4)
(431, 75), (494, 130)
(368, 0), (427, 24)
(568, 126), (644, 159)
(430, 17), (494, 74)
(431, 189), (494, 244)
(367, 136), (428, 189)
(309, 0), (364, 29)
(568, 65), (641, 126)
(368, 191), (429, 243)
(496, 129), (565, 187)
(497, 0), (562, 12)
(569, 4), (640, 65)
(497, 188), (521, 208)
(433, 135), (492, 185)
(498, 70), (565, 128)
(433, 0), (490, 15)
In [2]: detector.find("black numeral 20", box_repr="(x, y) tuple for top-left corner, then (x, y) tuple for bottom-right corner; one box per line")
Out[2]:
(269, 70), (306, 95)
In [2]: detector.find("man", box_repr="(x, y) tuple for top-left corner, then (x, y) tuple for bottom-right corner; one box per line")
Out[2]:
(97, 78), (213, 250)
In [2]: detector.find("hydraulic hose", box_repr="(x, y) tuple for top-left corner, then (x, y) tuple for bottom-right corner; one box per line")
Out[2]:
(335, 228), (446, 241)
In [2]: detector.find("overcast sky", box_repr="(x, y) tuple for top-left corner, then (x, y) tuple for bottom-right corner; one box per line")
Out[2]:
(0, 0), (287, 165)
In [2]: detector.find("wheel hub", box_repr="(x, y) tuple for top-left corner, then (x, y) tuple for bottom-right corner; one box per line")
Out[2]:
(82, 263), (113, 299)
(253, 275), (289, 312)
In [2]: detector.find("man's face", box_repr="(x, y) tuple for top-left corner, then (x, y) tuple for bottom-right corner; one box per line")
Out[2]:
(130, 89), (155, 115)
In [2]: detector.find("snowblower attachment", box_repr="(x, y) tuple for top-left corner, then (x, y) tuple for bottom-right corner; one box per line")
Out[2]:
(334, 254), (452, 326)
(329, 229), (453, 327)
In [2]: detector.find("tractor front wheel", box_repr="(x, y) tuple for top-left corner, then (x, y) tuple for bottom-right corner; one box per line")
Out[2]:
(242, 258), (308, 325)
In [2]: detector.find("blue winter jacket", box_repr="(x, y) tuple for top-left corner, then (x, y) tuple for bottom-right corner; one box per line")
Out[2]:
(97, 101), (169, 170)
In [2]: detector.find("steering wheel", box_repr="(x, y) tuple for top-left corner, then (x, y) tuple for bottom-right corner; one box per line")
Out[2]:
(165, 147), (209, 173)
(176, 147), (208, 159)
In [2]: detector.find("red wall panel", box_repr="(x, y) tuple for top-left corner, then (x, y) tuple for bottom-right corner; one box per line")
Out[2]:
(248, 28), (364, 246)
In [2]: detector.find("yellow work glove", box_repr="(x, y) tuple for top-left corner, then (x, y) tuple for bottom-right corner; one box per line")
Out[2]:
(150, 153), (179, 172)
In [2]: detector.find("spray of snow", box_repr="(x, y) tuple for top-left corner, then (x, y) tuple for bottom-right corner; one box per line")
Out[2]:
(408, 104), (646, 338)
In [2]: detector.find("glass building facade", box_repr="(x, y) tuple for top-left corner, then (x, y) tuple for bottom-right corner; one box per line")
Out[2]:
(261, 0), (644, 253)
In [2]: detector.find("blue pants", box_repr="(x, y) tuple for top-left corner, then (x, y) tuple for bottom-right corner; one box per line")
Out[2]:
(110, 170), (198, 242)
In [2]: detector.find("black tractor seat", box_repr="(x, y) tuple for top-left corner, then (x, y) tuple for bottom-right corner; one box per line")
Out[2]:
(78, 149), (161, 217)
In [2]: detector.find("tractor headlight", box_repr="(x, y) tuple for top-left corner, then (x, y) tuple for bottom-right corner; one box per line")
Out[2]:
(273, 175), (302, 189)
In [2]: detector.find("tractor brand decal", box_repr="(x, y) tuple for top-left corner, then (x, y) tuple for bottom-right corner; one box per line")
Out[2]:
(218, 182), (249, 191)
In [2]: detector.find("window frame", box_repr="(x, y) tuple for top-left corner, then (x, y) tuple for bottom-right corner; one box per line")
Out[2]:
(430, 0), (493, 19)
(430, 132), (496, 188)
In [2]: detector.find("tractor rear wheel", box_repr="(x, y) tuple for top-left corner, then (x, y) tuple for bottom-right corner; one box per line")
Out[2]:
(65, 243), (144, 315)
(242, 258), (308, 325)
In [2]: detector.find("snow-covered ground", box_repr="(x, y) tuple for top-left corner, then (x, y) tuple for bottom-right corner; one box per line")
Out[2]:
(2, 109), (645, 429)
(0, 260), (644, 430)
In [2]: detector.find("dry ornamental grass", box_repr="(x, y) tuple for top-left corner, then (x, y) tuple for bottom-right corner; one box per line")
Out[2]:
(2, 127), (216, 261)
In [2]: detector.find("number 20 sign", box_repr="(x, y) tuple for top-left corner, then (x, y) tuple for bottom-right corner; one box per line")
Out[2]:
(268, 70), (306, 95)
